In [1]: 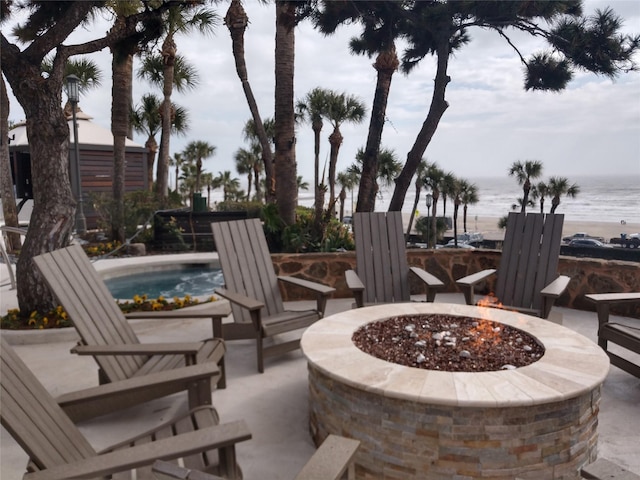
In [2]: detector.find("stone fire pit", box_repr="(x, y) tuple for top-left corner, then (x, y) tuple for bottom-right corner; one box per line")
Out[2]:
(300, 303), (609, 480)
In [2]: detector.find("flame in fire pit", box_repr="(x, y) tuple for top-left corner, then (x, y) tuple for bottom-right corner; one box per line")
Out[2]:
(477, 292), (504, 310)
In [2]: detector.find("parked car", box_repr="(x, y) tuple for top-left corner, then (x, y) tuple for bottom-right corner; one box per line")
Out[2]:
(437, 240), (476, 250)
(563, 232), (605, 244)
(568, 238), (613, 248)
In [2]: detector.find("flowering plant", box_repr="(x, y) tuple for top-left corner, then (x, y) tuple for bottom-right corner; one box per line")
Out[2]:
(0, 294), (216, 330)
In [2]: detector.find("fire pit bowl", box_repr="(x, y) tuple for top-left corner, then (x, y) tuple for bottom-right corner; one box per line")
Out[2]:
(300, 303), (609, 480)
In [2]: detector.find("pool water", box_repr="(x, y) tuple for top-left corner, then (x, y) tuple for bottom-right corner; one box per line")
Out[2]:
(105, 266), (224, 299)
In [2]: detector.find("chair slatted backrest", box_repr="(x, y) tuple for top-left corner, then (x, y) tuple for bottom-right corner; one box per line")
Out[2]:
(353, 212), (411, 304)
(33, 245), (146, 381)
(211, 219), (285, 324)
(496, 212), (564, 312)
(0, 338), (97, 472)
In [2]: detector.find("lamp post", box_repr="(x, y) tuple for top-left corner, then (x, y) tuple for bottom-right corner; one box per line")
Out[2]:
(425, 193), (433, 248)
(65, 74), (86, 235)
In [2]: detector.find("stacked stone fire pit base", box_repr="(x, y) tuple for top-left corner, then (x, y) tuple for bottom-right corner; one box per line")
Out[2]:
(301, 304), (609, 480)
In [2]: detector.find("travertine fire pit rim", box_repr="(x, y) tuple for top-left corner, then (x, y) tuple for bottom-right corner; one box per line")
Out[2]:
(301, 303), (609, 408)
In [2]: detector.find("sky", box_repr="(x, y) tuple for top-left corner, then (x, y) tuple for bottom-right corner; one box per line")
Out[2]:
(5, 0), (640, 189)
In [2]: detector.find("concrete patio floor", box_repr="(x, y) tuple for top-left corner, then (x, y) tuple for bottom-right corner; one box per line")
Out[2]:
(1, 256), (639, 478)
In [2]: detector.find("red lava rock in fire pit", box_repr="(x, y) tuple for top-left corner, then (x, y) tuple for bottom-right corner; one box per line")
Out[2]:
(352, 314), (545, 372)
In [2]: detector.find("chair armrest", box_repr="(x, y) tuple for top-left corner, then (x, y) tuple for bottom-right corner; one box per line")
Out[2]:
(539, 275), (570, 319)
(215, 288), (264, 311)
(345, 270), (365, 291)
(456, 269), (496, 305)
(125, 300), (231, 320)
(541, 275), (570, 299)
(278, 276), (336, 296)
(71, 343), (203, 356)
(153, 460), (225, 480)
(57, 363), (220, 422)
(345, 270), (365, 308)
(409, 267), (445, 302)
(294, 434), (360, 480)
(24, 421), (252, 480)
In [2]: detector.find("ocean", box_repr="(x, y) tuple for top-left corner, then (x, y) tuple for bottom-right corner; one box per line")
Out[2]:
(298, 174), (640, 225)
(3, 174), (637, 226)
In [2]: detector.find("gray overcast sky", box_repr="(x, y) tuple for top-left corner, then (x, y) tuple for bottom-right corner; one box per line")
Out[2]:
(6, 0), (640, 185)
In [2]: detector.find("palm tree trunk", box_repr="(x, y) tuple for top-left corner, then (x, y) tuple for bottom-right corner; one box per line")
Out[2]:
(357, 45), (398, 213)
(110, 48), (133, 244)
(274, 1), (297, 225)
(406, 181), (421, 238)
(328, 128), (342, 214)
(389, 39), (450, 212)
(226, 0), (275, 202)
(157, 34), (176, 202)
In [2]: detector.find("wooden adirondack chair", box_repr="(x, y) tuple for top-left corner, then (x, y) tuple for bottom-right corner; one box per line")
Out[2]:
(211, 218), (336, 373)
(456, 212), (570, 319)
(0, 338), (251, 480)
(345, 211), (445, 307)
(33, 244), (228, 410)
(152, 434), (361, 480)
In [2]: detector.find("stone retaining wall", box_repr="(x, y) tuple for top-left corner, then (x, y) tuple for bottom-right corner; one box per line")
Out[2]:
(272, 250), (640, 319)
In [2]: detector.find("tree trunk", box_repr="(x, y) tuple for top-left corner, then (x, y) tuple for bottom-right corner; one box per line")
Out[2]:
(0, 74), (22, 252)
(389, 39), (450, 212)
(145, 135), (158, 191)
(327, 127), (342, 215)
(226, 0), (275, 203)
(110, 48), (134, 244)
(157, 34), (176, 202)
(9, 74), (75, 313)
(406, 180), (421, 238)
(357, 45), (398, 213)
(274, 1), (297, 225)
(312, 118), (323, 229)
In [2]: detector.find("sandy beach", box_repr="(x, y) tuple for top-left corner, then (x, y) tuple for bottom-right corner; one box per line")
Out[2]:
(405, 214), (640, 243)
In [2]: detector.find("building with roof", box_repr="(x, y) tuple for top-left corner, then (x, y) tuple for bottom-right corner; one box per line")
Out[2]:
(7, 107), (148, 230)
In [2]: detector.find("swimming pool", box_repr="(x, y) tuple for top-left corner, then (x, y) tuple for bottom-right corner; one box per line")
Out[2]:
(104, 266), (224, 299)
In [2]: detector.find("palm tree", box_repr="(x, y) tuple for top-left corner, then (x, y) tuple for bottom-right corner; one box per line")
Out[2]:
(323, 91), (366, 213)
(170, 152), (185, 191)
(234, 146), (257, 201)
(314, 1), (406, 212)
(460, 182), (479, 233)
(548, 177), (580, 213)
(201, 172), (216, 208)
(406, 159), (430, 238)
(216, 171), (241, 202)
(296, 87), (331, 218)
(183, 140), (216, 194)
(151, 4), (217, 200)
(130, 94), (189, 190)
(422, 164), (445, 248)
(508, 160), (544, 213)
(352, 147), (401, 212)
(297, 176), (310, 195)
(179, 163), (198, 206)
(242, 118), (273, 202)
(336, 170), (359, 222)
(225, 0), (275, 203)
(535, 181), (549, 213)
(439, 172), (456, 219)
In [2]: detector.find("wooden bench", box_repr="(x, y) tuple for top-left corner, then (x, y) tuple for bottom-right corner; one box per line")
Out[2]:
(585, 293), (640, 378)
(581, 458), (640, 480)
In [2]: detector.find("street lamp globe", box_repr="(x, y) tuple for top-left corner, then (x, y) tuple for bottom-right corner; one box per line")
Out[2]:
(65, 74), (80, 104)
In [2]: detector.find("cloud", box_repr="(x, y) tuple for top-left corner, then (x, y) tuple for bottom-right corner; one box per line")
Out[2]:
(5, 0), (640, 184)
